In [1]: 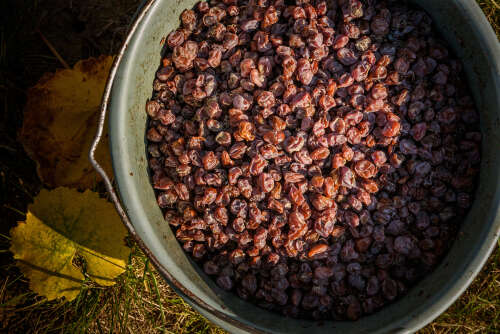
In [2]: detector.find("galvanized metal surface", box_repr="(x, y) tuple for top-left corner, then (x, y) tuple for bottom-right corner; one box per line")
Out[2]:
(90, 0), (500, 333)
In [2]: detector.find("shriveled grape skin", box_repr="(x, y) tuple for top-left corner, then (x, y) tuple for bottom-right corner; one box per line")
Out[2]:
(146, 0), (481, 322)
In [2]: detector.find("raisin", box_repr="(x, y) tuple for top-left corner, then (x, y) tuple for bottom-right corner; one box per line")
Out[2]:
(146, 0), (481, 321)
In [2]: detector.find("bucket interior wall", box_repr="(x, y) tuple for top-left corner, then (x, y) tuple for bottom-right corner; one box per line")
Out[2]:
(108, 0), (500, 332)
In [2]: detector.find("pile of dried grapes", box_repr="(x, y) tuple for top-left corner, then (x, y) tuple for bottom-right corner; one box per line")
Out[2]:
(145, 0), (481, 320)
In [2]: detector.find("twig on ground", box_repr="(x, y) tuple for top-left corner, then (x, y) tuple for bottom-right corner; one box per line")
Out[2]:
(37, 30), (70, 69)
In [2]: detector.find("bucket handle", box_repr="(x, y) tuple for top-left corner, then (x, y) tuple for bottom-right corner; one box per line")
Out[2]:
(88, 59), (131, 229)
(88, 0), (151, 226)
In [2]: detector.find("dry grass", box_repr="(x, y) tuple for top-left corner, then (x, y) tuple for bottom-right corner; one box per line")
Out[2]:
(476, 0), (500, 36)
(85, 249), (225, 334)
(0, 243), (226, 334)
(420, 240), (500, 334)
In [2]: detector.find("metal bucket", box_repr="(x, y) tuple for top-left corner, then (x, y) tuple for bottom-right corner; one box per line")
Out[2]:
(90, 0), (500, 332)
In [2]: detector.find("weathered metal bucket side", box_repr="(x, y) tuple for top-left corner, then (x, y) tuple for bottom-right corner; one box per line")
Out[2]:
(90, 0), (500, 333)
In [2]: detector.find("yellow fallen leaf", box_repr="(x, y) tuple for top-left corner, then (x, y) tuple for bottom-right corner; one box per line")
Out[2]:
(19, 55), (114, 189)
(10, 187), (130, 301)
